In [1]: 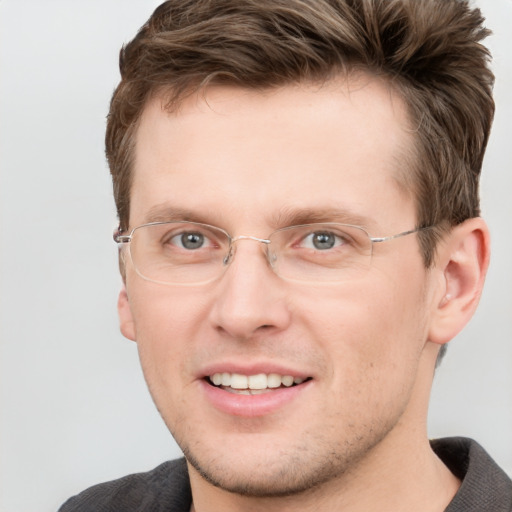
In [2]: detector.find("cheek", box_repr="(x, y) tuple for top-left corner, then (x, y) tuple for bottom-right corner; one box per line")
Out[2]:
(127, 284), (211, 384)
(295, 273), (429, 379)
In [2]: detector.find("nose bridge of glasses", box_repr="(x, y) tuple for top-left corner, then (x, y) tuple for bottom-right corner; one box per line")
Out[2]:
(223, 235), (272, 266)
(231, 235), (271, 245)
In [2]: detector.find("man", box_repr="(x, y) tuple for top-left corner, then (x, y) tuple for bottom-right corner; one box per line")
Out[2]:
(60, 0), (512, 510)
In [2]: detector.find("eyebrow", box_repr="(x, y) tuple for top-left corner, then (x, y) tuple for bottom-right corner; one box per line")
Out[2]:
(268, 206), (373, 231)
(143, 203), (373, 231)
(143, 205), (213, 225)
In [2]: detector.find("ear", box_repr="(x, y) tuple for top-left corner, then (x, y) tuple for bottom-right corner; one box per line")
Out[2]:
(118, 285), (137, 341)
(428, 218), (490, 345)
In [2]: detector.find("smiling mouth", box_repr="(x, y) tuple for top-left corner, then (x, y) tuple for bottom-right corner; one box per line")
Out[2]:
(207, 372), (311, 395)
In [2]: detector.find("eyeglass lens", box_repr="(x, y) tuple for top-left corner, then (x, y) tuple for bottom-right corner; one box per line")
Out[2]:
(123, 221), (374, 285)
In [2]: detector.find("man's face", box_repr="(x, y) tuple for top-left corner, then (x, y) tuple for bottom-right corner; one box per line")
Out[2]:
(120, 77), (440, 496)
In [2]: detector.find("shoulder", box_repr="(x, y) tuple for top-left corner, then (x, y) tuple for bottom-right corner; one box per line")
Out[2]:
(58, 458), (191, 512)
(432, 437), (512, 511)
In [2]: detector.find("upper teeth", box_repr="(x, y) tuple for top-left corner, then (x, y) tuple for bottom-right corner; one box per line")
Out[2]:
(210, 372), (305, 390)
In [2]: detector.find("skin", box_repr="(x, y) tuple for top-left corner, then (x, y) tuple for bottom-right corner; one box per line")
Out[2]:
(118, 75), (489, 512)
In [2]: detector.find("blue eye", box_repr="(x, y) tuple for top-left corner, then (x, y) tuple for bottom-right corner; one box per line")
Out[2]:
(301, 231), (344, 250)
(171, 232), (210, 250)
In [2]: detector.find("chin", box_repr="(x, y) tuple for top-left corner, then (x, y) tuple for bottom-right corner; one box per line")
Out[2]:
(184, 446), (346, 497)
(178, 425), (391, 499)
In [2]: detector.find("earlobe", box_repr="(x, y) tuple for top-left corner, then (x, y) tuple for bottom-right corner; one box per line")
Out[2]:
(118, 285), (137, 341)
(428, 218), (490, 345)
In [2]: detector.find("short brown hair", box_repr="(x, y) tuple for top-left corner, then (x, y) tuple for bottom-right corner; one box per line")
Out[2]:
(106, 0), (494, 266)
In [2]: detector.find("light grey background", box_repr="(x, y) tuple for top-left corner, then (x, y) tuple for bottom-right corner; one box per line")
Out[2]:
(0, 1), (510, 511)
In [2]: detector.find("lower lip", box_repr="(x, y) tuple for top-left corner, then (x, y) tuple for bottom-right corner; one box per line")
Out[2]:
(200, 379), (312, 417)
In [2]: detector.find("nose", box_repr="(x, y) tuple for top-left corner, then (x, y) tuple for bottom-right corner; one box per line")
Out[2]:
(209, 239), (291, 341)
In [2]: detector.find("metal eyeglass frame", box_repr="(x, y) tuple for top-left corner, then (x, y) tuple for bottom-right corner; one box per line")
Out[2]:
(113, 221), (433, 284)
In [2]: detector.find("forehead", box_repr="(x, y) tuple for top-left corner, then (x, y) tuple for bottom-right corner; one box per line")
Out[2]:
(131, 75), (416, 231)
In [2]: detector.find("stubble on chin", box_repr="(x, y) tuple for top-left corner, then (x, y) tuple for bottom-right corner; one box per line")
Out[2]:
(179, 422), (394, 499)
